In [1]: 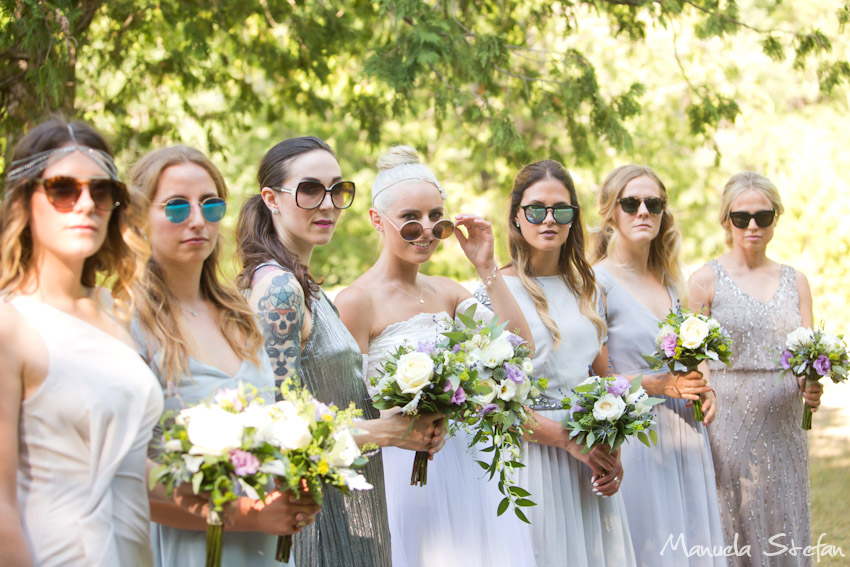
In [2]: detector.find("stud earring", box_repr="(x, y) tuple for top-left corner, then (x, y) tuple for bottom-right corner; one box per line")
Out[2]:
(271, 208), (279, 215)
(514, 221), (520, 228)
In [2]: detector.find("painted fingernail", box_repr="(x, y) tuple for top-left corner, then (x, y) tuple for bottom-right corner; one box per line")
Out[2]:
(593, 482), (599, 487)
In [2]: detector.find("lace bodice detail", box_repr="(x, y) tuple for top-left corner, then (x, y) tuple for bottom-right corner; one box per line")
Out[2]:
(708, 260), (801, 371)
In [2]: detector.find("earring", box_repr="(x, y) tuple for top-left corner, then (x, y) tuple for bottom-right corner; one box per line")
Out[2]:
(514, 221), (520, 228)
(376, 226), (383, 232)
(271, 208), (279, 215)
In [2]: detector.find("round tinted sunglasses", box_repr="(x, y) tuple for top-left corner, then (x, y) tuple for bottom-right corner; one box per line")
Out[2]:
(158, 197), (227, 224)
(36, 176), (124, 212)
(729, 209), (775, 229)
(271, 180), (355, 210)
(618, 197), (665, 215)
(521, 204), (577, 225)
(384, 216), (455, 241)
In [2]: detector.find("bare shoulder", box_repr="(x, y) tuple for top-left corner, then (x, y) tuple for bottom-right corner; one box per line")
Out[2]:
(688, 263), (716, 313)
(427, 274), (472, 301)
(791, 266), (812, 297)
(334, 282), (375, 320)
(0, 301), (28, 384)
(688, 264), (715, 288)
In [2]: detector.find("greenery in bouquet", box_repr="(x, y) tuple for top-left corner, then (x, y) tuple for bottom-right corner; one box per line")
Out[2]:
(778, 326), (849, 430)
(561, 375), (664, 453)
(643, 307), (733, 422)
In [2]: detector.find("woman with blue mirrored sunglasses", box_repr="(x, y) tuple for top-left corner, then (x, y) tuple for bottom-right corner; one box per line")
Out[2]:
(158, 195), (227, 223)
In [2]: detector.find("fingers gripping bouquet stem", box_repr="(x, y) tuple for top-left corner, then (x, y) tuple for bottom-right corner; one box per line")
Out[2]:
(779, 326), (848, 430)
(643, 306), (733, 423)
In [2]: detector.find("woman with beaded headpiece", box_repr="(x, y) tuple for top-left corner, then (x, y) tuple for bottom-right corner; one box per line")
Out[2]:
(335, 145), (536, 567)
(0, 118), (163, 566)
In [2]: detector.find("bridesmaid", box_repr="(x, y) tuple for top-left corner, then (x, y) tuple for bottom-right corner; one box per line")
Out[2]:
(336, 146), (536, 567)
(689, 171), (823, 567)
(478, 159), (634, 567)
(590, 164), (726, 566)
(0, 119), (162, 566)
(129, 145), (321, 567)
(236, 136), (446, 567)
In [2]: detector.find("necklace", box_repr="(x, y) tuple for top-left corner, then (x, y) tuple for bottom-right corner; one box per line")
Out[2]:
(381, 276), (425, 304)
(181, 304), (202, 317)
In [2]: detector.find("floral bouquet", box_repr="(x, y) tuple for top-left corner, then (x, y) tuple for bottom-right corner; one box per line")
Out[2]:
(778, 327), (849, 430)
(150, 380), (372, 566)
(371, 324), (482, 485)
(446, 306), (547, 522)
(643, 307), (733, 422)
(561, 375), (663, 454)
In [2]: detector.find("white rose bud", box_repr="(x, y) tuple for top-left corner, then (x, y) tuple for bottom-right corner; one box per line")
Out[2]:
(592, 394), (626, 422)
(270, 401), (313, 450)
(328, 429), (361, 468)
(477, 378), (498, 404)
(395, 351), (434, 394)
(521, 358), (534, 375)
(786, 327), (814, 349)
(679, 316), (710, 349)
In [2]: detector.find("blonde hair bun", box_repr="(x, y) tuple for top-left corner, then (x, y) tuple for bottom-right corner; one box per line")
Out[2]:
(376, 145), (421, 170)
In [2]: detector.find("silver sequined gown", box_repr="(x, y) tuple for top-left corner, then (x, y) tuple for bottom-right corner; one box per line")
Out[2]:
(706, 260), (811, 567)
(294, 290), (392, 567)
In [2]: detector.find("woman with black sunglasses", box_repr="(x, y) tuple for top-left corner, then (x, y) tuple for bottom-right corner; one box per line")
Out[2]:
(0, 118), (163, 566)
(474, 159), (634, 566)
(335, 146), (535, 567)
(128, 145), (321, 567)
(236, 137), (450, 567)
(689, 172), (822, 567)
(589, 164), (727, 565)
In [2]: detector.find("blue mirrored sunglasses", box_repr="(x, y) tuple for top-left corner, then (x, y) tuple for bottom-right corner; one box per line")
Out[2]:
(160, 197), (227, 224)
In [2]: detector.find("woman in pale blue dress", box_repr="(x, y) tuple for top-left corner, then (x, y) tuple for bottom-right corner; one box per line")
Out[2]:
(336, 146), (536, 567)
(479, 160), (634, 567)
(590, 164), (726, 566)
(129, 146), (321, 567)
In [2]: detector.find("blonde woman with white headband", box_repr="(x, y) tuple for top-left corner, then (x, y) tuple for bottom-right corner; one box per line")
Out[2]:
(336, 145), (535, 567)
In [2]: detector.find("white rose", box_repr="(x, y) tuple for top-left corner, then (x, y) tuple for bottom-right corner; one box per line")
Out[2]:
(516, 378), (532, 402)
(186, 405), (244, 456)
(521, 358), (534, 375)
(270, 401), (313, 450)
(625, 389), (651, 416)
(786, 327), (815, 349)
(239, 403), (275, 444)
(481, 337), (514, 368)
(471, 334), (489, 349)
(822, 333), (845, 353)
(339, 468), (374, 491)
(164, 439), (183, 452)
(656, 325), (676, 346)
(477, 378), (498, 404)
(498, 379), (518, 402)
(328, 429), (361, 468)
(395, 352), (434, 394)
(592, 394), (626, 422)
(679, 316), (710, 349)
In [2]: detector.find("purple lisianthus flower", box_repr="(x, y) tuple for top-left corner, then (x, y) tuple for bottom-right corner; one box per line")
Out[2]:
(661, 333), (678, 358)
(506, 333), (523, 348)
(230, 449), (260, 477)
(780, 350), (793, 370)
(480, 403), (499, 416)
(569, 404), (585, 420)
(504, 362), (525, 384)
(606, 375), (630, 397)
(417, 341), (436, 355)
(813, 355), (832, 376)
(451, 386), (467, 405)
(453, 343), (464, 353)
(443, 381), (454, 392)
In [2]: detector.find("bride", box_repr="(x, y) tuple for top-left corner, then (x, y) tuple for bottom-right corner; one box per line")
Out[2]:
(336, 146), (536, 567)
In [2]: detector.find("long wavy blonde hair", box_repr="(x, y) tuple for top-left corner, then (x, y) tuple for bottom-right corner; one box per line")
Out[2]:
(0, 118), (146, 319)
(507, 160), (606, 349)
(590, 164), (686, 299)
(129, 146), (262, 390)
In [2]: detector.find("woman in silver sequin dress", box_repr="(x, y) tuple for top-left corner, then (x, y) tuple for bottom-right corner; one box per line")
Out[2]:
(689, 172), (823, 567)
(236, 137), (446, 567)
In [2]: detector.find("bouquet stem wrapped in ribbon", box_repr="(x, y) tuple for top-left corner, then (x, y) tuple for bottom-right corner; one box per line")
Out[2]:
(643, 307), (732, 423)
(779, 326), (848, 430)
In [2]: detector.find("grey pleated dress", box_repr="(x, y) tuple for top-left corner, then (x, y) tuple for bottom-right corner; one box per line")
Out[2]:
(705, 260), (811, 567)
(293, 289), (392, 567)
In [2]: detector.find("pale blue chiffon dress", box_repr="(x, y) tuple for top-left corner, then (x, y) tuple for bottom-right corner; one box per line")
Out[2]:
(595, 266), (727, 566)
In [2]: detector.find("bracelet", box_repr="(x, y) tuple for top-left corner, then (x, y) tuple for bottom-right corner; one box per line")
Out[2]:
(479, 265), (500, 287)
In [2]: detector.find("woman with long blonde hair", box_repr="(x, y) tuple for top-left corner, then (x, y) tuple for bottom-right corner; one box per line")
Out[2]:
(129, 145), (320, 567)
(0, 118), (162, 566)
(591, 164), (726, 565)
(479, 159), (634, 566)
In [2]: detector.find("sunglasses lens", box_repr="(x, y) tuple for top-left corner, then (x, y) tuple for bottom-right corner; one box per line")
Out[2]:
(295, 181), (326, 209)
(432, 219), (455, 239)
(645, 198), (665, 214)
(553, 206), (576, 224)
(399, 220), (424, 241)
(202, 198), (227, 222)
(330, 182), (356, 209)
(618, 198), (640, 214)
(89, 179), (121, 211)
(164, 199), (191, 223)
(42, 177), (82, 209)
(754, 210), (775, 227)
(524, 205), (547, 224)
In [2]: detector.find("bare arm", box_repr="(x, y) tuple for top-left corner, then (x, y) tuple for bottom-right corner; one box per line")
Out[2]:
(335, 284), (374, 354)
(688, 264), (715, 316)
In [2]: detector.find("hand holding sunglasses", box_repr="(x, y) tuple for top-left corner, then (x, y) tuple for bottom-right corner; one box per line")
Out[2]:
(729, 210), (775, 229)
(271, 180), (355, 210)
(618, 196), (665, 215)
(158, 197), (227, 223)
(36, 176), (124, 212)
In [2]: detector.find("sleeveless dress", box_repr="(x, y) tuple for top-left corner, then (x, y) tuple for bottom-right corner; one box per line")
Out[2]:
(705, 260), (811, 567)
(595, 266), (727, 567)
(13, 296), (163, 567)
(365, 297), (535, 567)
(292, 288), (392, 567)
(133, 325), (280, 567)
(496, 275), (636, 567)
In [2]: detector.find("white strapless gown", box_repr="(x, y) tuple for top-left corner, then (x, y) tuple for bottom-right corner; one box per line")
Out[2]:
(365, 298), (535, 567)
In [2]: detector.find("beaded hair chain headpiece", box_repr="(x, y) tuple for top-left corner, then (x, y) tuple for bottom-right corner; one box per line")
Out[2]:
(5, 124), (121, 189)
